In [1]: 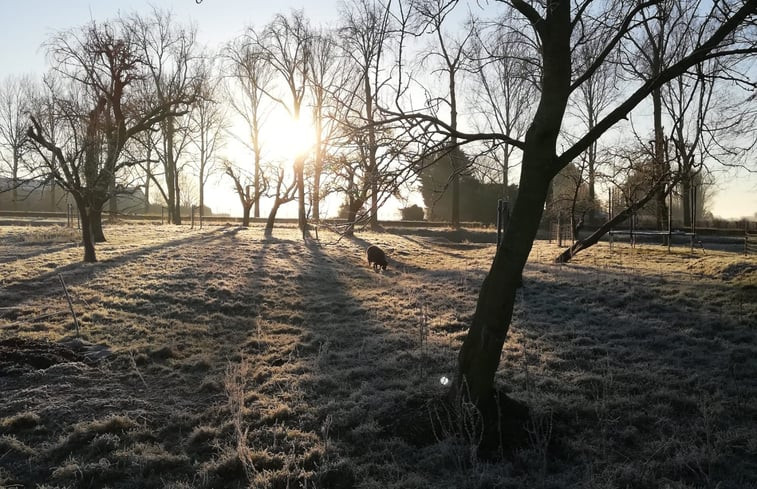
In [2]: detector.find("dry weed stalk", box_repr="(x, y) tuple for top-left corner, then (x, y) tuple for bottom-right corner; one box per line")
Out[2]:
(224, 356), (258, 482)
(428, 379), (485, 472)
(128, 350), (148, 390)
(417, 302), (429, 378)
(526, 408), (553, 485)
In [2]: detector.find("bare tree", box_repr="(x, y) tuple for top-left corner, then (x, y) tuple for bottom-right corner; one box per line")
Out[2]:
(26, 18), (193, 262)
(412, 0), (477, 227)
(264, 162), (297, 233)
(387, 0), (757, 437)
(249, 11), (312, 235)
(621, 0), (700, 232)
(189, 58), (227, 225)
(128, 8), (200, 225)
(555, 138), (677, 262)
(558, 24), (756, 263)
(663, 54), (756, 228)
(338, 0), (394, 230)
(307, 27), (341, 222)
(469, 25), (535, 197)
(223, 159), (268, 226)
(570, 38), (620, 212)
(224, 37), (274, 219)
(0, 75), (34, 210)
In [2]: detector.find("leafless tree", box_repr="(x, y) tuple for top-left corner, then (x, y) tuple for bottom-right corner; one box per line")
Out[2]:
(337, 0), (395, 230)
(223, 159), (267, 226)
(264, 162), (298, 233)
(621, 0), (699, 231)
(307, 27), (341, 222)
(411, 0), (477, 227)
(570, 38), (620, 211)
(127, 8), (201, 225)
(469, 25), (535, 197)
(663, 53), (756, 228)
(0, 75), (34, 210)
(189, 57), (227, 225)
(386, 0), (757, 437)
(26, 18), (193, 262)
(224, 36), (274, 219)
(248, 11), (312, 235)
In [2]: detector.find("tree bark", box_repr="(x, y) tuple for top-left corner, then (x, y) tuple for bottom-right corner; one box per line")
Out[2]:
(449, 0), (571, 432)
(242, 204), (252, 227)
(451, 162), (552, 407)
(173, 165), (182, 225)
(254, 153), (261, 219)
(344, 200), (363, 237)
(266, 200), (282, 231)
(90, 207), (106, 243)
(652, 88), (669, 232)
(76, 201), (97, 263)
(682, 175), (692, 228)
(296, 156), (307, 233)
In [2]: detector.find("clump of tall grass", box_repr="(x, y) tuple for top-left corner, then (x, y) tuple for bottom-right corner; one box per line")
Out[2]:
(18, 225), (79, 244)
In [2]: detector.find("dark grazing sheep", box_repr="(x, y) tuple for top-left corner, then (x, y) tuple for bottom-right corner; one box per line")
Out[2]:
(366, 245), (388, 272)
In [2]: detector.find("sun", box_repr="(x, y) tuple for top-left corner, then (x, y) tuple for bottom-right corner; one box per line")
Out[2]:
(263, 113), (316, 162)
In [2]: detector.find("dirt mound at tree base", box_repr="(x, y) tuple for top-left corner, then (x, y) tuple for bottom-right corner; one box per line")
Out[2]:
(0, 337), (86, 375)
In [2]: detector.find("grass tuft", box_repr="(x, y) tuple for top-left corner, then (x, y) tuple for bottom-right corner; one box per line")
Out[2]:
(0, 411), (41, 432)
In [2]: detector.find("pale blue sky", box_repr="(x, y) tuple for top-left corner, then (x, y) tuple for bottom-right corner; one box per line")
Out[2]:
(0, 1), (339, 75)
(1, 1), (754, 219)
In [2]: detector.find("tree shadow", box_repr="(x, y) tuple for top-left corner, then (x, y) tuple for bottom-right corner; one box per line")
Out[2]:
(0, 241), (79, 265)
(0, 225), (244, 309)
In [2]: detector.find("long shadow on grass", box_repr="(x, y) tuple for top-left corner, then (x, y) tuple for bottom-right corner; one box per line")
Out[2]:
(0, 241), (79, 264)
(504, 259), (757, 486)
(235, 230), (442, 484)
(0, 225), (244, 309)
(0, 225), (271, 488)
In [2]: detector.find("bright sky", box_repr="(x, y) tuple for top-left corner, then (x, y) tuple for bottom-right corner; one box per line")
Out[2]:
(1, 1), (755, 220)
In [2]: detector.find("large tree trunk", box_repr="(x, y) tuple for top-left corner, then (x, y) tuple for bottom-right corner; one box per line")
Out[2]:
(144, 172), (151, 214)
(313, 164), (322, 222)
(165, 148), (176, 222)
(173, 168), (182, 225)
(199, 178), (205, 229)
(266, 200), (282, 231)
(370, 175), (379, 230)
(254, 153), (261, 219)
(449, 0), (571, 437)
(76, 201), (97, 263)
(313, 115), (323, 222)
(296, 156), (307, 233)
(90, 207), (106, 243)
(450, 163), (552, 401)
(164, 116), (182, 225)
(242, 204), (252, 227)
(652, 88), (669, 232)
(344, 200), (363, 237)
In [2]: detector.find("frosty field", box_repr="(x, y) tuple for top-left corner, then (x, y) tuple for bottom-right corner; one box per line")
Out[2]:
(0, 223), (755, 488)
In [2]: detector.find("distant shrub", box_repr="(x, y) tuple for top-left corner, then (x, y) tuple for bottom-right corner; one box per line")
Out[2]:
(401, 205), (425, 221)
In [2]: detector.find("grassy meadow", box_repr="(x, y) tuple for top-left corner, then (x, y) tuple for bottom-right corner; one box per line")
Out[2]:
(0, 223), (756, 489)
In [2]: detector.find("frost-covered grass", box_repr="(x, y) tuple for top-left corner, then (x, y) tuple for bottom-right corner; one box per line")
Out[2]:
(0, 223), (755, 488)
